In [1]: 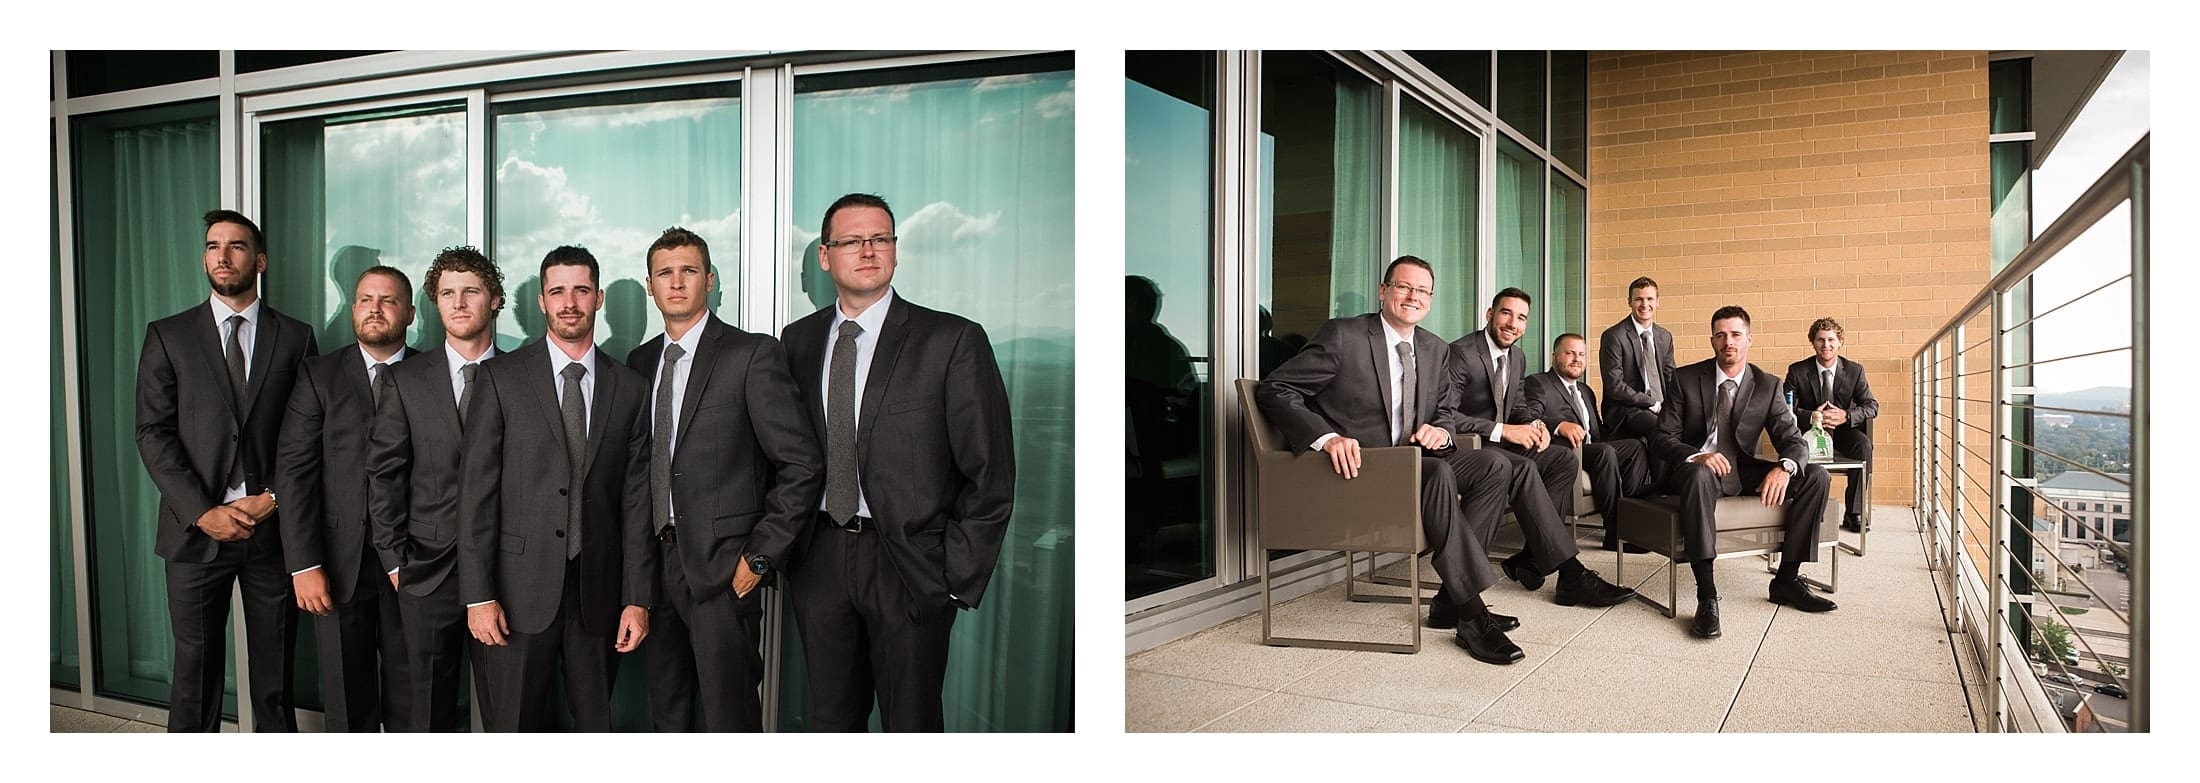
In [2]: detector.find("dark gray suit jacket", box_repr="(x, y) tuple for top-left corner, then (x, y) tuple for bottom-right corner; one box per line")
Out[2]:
(458, 339), (658, 636)
(628, 316), (823, 604)
(1651, 359), (1807, 472)
(274, 343), (417, 602)
(1255, 313), (1457, 452)
(781, 295), (1015, 609)
(1598, 316), (1675, 424)
(1515, 369), (1606, 442)
(367, 346), (477, 598)
(1784, 356), (1879, 434)
(135, 301), (318, 564)
(1444, 328), (1532, 438)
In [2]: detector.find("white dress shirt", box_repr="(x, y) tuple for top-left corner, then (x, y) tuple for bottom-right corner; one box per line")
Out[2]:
(1562, 377), (1592, 444)
(817, 287), (896, 518)
(549, 343), (600, 425)
(1483, 332), (1509, 442)
(447, 341), (497, 408)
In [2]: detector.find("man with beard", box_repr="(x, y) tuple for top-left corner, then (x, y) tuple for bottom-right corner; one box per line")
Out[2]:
(274, 266), (419, 731)
(1444, 288), (1635, 609)
(1784, 317), (1878, 533)
(628, 227), (821, 732)
(135, 209), (317, 731)
(367, 246), (506, 730)
(459, 246), (656, 731)
(1652, 306), (1837, 639)
(1515, 333), (1652, 553)
(1257, 257), (1528, 665)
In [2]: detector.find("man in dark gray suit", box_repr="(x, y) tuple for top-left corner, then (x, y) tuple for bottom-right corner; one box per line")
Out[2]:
(273, 265), (418, 731)
(629, 228), (822, 732)
(1784, 317), (1879, 532)
(459, 246), (657, 731)
(1651, 305), (1838, 639)
(1516, 333), (1652, 552)
(368, 246), (506, 731)
(1445, 288), (1633, 608)
(135, 209), (317, 731)
(781, 193), (1015, 729)
(1257, 256), (1526, 666)
(1599, 276), (1675, 440)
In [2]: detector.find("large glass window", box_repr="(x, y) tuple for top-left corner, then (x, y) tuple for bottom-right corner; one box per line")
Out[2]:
(1125, 52), (1216, 601)
(1497, 51), (1548, 148)
(1257, 52), (1380, 365)
(71, 101), (226, 711)
(1406, 50), (1491, 109)
(492, 84), (743, 360)
(782, 55), (1074, 732)
(1550, 175), (1587, 347)
(1550, 51), (1588, 174)
(1496, 136), (1547, 371)
(1395, 98), (1478, 340)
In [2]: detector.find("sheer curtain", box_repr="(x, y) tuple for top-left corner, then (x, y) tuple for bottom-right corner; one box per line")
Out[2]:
(783, 63), (1074, 731)
(1497, 137), (1546, 370)
(1396, 100), (1479, 340)
(1327, 80), (1379, 320)
(1551, 176), (1588, 345)
(73, 107), (225, 709)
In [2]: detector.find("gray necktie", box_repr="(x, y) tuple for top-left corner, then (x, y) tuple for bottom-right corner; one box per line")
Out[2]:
(1642, 330), (1662, 406)
(1822, 368), (1834, 408)
(652, 344), (685, 534)
(1395, 340), (1415, 445)
(371, 362), (392, 411)
(1712, 378), (1741, 495)
(1492, 353), (1506, 410)
(1569, 382), (1592, 444)
(560, 362), (588, 559)
(825, 321), (863, 524)
(457, 363), (478, 425)
(224, 315), (247, 488)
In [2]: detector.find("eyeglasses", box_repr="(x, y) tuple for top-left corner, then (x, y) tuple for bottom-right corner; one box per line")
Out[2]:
(821, 235), (899, 253)
(1384, 281), (1435, 298)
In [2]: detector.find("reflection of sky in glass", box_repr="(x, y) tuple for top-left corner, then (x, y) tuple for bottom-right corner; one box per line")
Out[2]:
(2027, 52), (2146, 395)
(322, 112), (467, 345)
(1124, 80), (1209, 358)
(492, 97), (742, 350)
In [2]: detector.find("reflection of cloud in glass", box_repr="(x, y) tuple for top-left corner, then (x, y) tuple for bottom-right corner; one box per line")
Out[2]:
(318, 112), (467, 331)
(2024, 53), (2147, 395)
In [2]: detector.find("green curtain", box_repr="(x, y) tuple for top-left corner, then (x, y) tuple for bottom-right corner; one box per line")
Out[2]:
(1992, 142), (2030, 272)
(72, 105), (230, 711)
(1550, 176), (1588, 347)
(1327, 80), (1379, 321)
(53, 153), (79, 689)
(783, 67), (1075, 732)
(1496, 136), (1546, 371)
(1396, 100), (1479, 341)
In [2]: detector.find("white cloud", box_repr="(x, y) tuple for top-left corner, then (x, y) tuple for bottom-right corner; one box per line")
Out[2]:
(1036, 84), (1075, 119)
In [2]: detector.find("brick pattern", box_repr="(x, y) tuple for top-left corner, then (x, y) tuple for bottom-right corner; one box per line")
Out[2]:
(1588, 51), (1993, 505)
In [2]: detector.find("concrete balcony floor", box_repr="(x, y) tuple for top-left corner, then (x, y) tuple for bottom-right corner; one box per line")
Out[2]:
(1128, 504), (1985, 732)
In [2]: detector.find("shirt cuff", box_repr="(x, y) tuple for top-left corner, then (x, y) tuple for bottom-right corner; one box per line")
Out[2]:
(1779, 458), (1799, 474)
(290, 565), (321, 577)
(1487, 424), (1503, 443)
(467, 600), (496, 608)
(387, 567), (400, 576)
(1310, 432), (1339, 452)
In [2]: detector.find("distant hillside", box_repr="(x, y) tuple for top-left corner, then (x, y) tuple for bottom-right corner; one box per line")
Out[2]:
(2038, 386), (2129, 412)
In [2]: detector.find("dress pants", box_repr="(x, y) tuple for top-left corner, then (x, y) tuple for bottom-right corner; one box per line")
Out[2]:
(315, 544), (415, 732)
(164, 536), (297, 732)
(477, 567), (618, 732)
(1576, 438), (1651, 546)
(1424, 450), (1505, 604)
(647, 527), (766, 732)
(790, 512), (957, 732)
(1488, 443), (1584, 573)
(1832, 427), (1872, 524)
(1607, 406), (1660, 440)
(1666, 458), (1830, 564)
(397, 572), (489, 731)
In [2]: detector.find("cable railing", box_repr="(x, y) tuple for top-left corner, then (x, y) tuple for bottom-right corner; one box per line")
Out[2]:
(1911, 135), (2146, 733)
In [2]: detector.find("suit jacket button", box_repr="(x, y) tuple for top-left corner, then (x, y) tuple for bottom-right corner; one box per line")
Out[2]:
(558, 488), (568, 496)
(554, 530), (565, 538)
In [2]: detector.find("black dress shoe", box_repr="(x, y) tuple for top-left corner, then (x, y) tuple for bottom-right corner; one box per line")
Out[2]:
(1840, 519), (1863, 533)
(1428, 600), (1518, 631)
(1485, 609), (1520, 632)
(1454, 615), (1525, 665)
(1554, 568), (1637, 607)
(1769, 577), (1839, 612)
(1601, 540), (1651, 554)
(1500, 552), (1546, 592)
(1689, 598), (1722, 638)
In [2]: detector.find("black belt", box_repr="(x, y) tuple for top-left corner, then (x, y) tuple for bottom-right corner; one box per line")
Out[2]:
(819, 510), (871, 533)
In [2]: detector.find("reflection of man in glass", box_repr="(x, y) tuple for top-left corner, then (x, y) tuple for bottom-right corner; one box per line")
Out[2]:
(1257, 306), (1294, 379)
(780, 193), (1015, 731)
(321, 244), (384, 348)
(1126, 275), (1195, 394)
(1126, 275), (1198, 557)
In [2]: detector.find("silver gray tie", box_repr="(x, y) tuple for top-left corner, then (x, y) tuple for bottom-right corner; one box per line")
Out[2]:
(561, 362), (587, 559)
(1712, 378), (1740, 495)
(371, 362), (392, 411)
(1396, 340), (1415, 445)
(1643, 331), (1662, 406)
(224, 315), (247, 488)
(825, 322), (863, 524)
(652, 344), (684, 534)
(457, 363), (478, 426)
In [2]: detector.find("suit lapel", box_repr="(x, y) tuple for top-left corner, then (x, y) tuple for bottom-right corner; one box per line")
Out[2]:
(1364, 317), (1393, 423)
(1466, 329), (1497, 411)
(674, 318), (724, 456)
(792, 311), (828, 440)
(855, 298), (911, 462)
(1578, 379), (1602, 434)
(582, 349), (614, 480)
(521, 341), (571, 457)
(1413, 328), (1444, 426)
(242, 307), (281, 417)
(339, 344), (375, 414)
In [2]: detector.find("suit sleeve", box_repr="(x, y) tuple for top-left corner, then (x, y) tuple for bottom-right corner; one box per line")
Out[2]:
(457, 365), (504, 607)
(1512, 375), (1551, 428)
(272, 362), (329, 574)
(942, 322), (1016, 609)
(134, 323), (220, 534)
(745, 338), (824, 569)
(1254, 319), (1347, 452)
(366, 376), (413, 575)
(1444, 342), (1504, 438)
(620, 383), (660, 609)
(1599, 327), (1652, 410)
(1847, 363), (1879, 425)
(1651, 373), (1696, 467)
(1764, 378), (1809, 468)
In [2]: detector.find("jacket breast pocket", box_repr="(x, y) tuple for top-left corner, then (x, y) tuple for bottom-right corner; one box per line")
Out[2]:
(884, 396), (937, 416)
(500, 533), (526, 554)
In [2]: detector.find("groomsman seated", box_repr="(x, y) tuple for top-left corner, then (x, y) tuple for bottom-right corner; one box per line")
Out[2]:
(1512, 333), (1652, 553)
(1784, 317), (1878, 533)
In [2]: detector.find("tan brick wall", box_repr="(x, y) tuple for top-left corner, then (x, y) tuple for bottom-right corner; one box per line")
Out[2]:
(1588, 51), (1993, 507)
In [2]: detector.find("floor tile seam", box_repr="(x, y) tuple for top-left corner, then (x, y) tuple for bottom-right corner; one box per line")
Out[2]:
(1460, 644), (1565, 726)
(1718, 603), (1781, 732)
(1194, 688), (1456, 732)
(1743, 661), (1969, 688)
(1123, 662), (1295, 695)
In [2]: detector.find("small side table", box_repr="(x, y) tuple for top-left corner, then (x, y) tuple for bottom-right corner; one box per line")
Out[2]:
(1813, 456), (1869, 556)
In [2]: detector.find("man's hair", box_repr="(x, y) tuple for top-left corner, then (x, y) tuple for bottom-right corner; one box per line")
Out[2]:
(1808, 316), (1844, 341)
(646, 226), (713, 275)
(1552, 332), (1587, 352)
(1383, 255), (1434, 287)
(1490, 286), (1532, 309)
(1712, 305), (1752, 329)
(357, 265), (414, 304)
(1628, 276), (1659, 297)
(821, 193), (895, 239)
(203, 209), (265, 254)
(425, 245), (506, 308)
(540, 245), (600, 287)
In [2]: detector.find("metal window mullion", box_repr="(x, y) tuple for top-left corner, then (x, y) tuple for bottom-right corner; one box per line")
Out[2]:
(1476, 104), (1496, 306)
(1225, 50), (1261, 581)
(54, 50), (98, 712)
(1381, 81), (1398, 277)
(467, 90), (487, 249)
(217, 49), (259, 734)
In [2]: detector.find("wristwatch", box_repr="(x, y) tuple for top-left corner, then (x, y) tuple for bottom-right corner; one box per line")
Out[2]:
(744, 553), (772, 577)
(266, 489), (279, 508)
